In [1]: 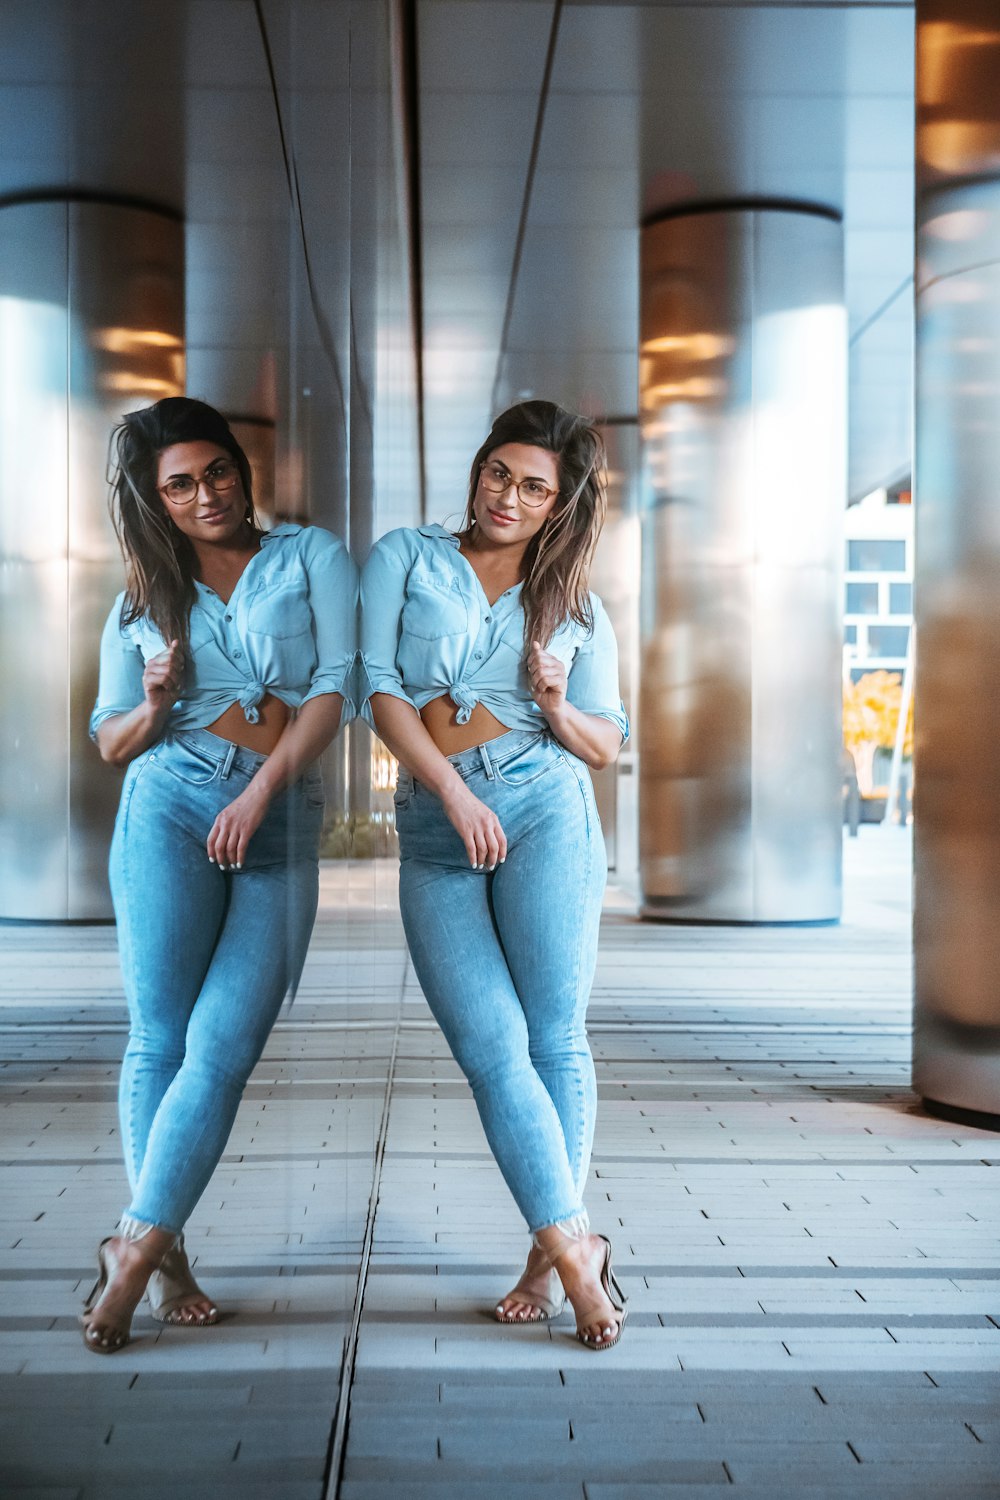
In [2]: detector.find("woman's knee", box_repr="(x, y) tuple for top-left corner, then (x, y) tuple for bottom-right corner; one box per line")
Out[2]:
(526, 1022), (589, 1071)
(462, 1043), (534, 1101)
(125, 1022), (186, 1070)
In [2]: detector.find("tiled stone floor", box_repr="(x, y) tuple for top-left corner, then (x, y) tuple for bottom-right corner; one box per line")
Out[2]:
(2, 829), (1000, 1498)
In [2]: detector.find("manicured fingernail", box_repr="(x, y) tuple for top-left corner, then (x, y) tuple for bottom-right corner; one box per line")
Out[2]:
(208, 857), (215, 864)
(235, 863), (242, 870)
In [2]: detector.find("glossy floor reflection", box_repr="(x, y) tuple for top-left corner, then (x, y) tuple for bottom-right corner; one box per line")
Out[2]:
(3, 832), (1000, 1498)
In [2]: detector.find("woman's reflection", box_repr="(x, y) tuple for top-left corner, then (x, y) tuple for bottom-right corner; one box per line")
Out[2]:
(361, 400), (629, 1350)
(81, 396), (354, 1353)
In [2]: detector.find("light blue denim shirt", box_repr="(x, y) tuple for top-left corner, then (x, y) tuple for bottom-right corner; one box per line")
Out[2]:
(90, 523), (357, 739)
(359, 524), (629, 740)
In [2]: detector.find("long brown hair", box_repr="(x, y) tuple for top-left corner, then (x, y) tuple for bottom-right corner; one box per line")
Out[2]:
(459, 400), (607, 648)
(108, 397), (259, 649)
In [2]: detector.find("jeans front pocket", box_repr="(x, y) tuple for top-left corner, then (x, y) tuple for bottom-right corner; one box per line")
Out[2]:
(493, 736), (563, 788)
(302, 766), (325, 811)
(157, 736), (222, 787)
(393, 769), (415, 813)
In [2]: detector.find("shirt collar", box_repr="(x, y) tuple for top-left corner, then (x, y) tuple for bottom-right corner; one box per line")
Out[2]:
(261, 522), (304, 545)
(416, 523), (461, 547)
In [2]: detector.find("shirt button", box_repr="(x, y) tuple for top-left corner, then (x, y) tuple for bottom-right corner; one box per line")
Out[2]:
(234, 650), (243, 659)
(225, 613), (232, 622)
(484, 615), (491, 623)
(474, 651), (483, 659)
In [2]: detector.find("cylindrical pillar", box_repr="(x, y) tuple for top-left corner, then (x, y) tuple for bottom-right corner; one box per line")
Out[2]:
(639, 203), (846, 921)
(0, 196), (184, 919)
(913, 3), (1000, 1122)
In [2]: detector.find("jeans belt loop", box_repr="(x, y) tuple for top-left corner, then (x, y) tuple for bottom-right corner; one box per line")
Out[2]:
(478, 743), (495, 780)
(220, 740), (238, 780)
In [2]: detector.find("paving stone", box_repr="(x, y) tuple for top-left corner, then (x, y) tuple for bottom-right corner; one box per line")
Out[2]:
(7, 835), (1000, 1500)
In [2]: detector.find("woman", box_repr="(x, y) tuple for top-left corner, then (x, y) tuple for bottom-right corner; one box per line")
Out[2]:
(361, 400), (628, 1349)
(82, 396), (354, 1353)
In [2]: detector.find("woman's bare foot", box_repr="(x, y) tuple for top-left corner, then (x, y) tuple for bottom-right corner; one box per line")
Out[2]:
(533, 1226), (625, 1348)
(148, 1240), (219, 1326)
(495, 1243), (566, 1323)
(81, 1228), (175, 1353)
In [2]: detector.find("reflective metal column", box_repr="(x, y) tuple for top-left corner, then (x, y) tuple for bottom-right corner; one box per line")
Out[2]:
(914, 4), (1000, 1121)
(639, 204), (845, 922)
(0, 197), (183, 919)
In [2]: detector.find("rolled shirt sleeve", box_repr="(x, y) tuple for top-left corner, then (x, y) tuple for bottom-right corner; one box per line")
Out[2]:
(300, 528), (359, 718)
(566, 597), (630, 743)
(359, 530), (421, 718)
(89, 598), (148, 741)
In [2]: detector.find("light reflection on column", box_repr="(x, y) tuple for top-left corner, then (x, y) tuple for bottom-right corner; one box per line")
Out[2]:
(639, 204), (845, 922)
(914, 2), (1000, 1120)
(0, 198), (183, 919)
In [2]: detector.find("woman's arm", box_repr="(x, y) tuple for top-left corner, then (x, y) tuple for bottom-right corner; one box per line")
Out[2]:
(205, 692), (344, 869)
(371, 693), (507, 871)
(527, 641), (624, 771)
(95, 640), (184, 768)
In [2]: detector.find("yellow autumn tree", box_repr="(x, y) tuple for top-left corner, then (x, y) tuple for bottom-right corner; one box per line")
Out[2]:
(843, 670), (913, 795)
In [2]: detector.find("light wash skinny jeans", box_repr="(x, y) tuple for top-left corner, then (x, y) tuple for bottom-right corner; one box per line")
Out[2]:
(395, 728), (606, 1233)
(109, 728), (322, 1235)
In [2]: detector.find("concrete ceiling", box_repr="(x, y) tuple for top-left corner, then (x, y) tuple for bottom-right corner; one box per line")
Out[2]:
(417, 0), (915, 515)
(0, 0), (914, 527)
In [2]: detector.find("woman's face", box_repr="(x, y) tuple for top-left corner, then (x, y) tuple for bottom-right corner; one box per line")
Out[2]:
(471, 442), (561, 547)
(155, 441), (247, 546)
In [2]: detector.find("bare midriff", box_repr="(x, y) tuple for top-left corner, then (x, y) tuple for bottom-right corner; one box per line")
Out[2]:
(205, 693), (291, 755)
(420, 694), (512, 756)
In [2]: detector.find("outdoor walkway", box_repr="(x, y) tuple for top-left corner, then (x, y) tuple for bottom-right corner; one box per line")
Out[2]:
(3, 829), (1000, 1499)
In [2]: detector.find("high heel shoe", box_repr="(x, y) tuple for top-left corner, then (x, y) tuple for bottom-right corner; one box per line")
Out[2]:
(575, 1235), (628, 1351)
(533, 1215), (629, 1351)
(79, 1217), (174, 1355)
(147, 1236), (219, 1326)
(494, 1250), (567, 1324)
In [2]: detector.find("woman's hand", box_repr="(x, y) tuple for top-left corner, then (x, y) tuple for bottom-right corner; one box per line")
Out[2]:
(440, 780), (508, 871)
(206, 783), (269, 871)
(96, 640), (184, 767)
(142, 640), (183, 712)
(528, 641), (568, 719)
(528, 640), (624, 771)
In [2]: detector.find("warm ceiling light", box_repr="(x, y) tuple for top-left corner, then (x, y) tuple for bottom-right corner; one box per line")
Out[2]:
(919, 21), (1000, 107)
(644, 377), (724, 403)
(640, 333), (734, 360)
(101, 373), (180, 395)
(93, 327), (184, 354)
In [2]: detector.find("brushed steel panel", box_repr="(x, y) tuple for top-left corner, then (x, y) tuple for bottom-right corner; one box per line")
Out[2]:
(0, 203), (70, 918)
(0, 559), (70, 917)
(0, 199), (183, 919)
(640, 207), (844, 922)
(914, 0), (1000, 1114)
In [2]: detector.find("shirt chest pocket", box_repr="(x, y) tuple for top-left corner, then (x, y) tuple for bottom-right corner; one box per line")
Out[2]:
(246, 578), (313, 640)
(498, 615), (577, 675)
(186, 612), (217, 655)
(401, 567), (470, 641)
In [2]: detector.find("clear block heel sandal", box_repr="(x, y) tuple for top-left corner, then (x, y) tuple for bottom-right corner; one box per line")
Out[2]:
(532, 1214), (628, 1351)
(147, 1235), (219, 1326)
(79, 1216), (174, 1354)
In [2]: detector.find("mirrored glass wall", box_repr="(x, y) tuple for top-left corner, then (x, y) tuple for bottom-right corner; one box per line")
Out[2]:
(0, 0), (418, 1484)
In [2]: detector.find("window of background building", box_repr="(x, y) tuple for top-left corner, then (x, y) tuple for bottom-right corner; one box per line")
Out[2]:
(868, 624), (910, 657)
(889, 582), (912, 615)
(846, 581), (879, 614)
(847, 539), (907, 572)
(845, 624), (857, 645)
